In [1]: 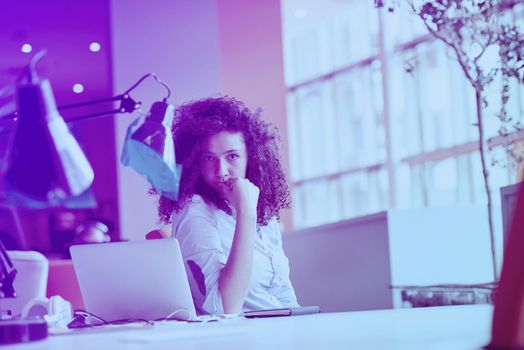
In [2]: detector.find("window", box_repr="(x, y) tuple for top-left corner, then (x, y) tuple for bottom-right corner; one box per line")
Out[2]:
(282, 0), (524, 229)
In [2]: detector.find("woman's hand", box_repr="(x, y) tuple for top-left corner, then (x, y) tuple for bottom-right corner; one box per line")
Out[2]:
(219, 178), (259, 218)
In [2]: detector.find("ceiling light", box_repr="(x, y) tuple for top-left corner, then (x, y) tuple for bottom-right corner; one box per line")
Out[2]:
(72, 83), (84, 93)
(89, 42), (101, 52)
(21, 44), (32, 54)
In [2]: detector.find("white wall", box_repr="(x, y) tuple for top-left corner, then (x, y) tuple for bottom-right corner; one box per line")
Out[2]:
(110, 0), (221, 240)
(283, 212), (394, 312)
(215, 0), (292, 229)
(387, 207), (495, 287)
(283, 206), (496, 312)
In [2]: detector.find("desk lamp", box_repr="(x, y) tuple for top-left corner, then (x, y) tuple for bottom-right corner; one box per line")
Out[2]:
(1, 50), (180, 208)
(121, 75), (180, 200)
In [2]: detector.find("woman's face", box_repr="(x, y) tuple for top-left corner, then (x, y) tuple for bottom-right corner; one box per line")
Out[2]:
(200, 131), (248, 196)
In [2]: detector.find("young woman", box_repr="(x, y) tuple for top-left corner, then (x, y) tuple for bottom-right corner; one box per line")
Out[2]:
(157, 96), (299, 315)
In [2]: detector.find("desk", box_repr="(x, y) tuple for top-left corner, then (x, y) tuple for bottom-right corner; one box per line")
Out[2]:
(18, 305), (492, 350)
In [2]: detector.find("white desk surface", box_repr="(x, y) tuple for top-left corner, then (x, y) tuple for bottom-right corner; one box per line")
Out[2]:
(20, 305), (492, 350)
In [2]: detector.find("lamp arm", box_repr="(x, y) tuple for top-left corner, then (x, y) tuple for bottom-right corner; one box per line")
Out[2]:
(1, 71), (170, 123)
(64, 108), (128, 122)
(58, 94), (142, 122)
(58, 94), (125, 110)
(0, 94), (142, 125)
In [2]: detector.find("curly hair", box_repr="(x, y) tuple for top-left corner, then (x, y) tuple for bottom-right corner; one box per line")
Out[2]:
(156, 96), (290, 226)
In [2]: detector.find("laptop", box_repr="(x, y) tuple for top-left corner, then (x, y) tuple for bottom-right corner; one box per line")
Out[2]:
(70, 239), (198, 322)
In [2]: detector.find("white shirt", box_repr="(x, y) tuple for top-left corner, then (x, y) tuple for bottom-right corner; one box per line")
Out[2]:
(171, 195), (299, 315)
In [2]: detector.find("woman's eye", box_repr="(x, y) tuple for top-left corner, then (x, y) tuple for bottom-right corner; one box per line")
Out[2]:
(203, 155), (214, 162)
(227, 154), (239, 160)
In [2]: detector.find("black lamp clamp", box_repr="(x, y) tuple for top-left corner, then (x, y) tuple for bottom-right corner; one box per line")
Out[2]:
(0, 240), (16, 300)
(0, 240), (47, 344)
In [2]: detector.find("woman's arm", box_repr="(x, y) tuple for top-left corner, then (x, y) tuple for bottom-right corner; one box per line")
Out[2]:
(271, 219), (300, 307)
(172, 198), (227, 315)
(218, 177), (259, 314)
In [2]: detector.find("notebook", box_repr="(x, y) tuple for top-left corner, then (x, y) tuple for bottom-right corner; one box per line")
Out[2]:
(243, 305), (320, 318)
(70, 239), (198, 322)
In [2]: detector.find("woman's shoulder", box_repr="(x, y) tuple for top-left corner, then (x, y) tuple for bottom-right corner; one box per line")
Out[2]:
(171, 195), (219, 238)
(259, 216), (281, 235)
(175, 194), (216, 219)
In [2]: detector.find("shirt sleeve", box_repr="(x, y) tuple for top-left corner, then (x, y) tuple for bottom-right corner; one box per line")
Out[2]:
(271, 220), (300, 308)
(171, 197), (226, 315)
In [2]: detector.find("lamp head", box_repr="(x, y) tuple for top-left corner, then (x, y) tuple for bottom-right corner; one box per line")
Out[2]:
(121, 100), (180, 200)
(5, 76), (94, 205)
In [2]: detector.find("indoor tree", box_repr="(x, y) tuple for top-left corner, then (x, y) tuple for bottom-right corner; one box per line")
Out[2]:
(375, 0), (524, 280)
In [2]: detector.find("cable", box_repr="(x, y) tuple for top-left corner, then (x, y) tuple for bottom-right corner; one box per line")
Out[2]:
(123, 73), (171, 101)
(152, 74), (171, 101)
(123, 73), (152, 95)
(153, 309), (238, 324)
(67, 310), (152, 329)
(154, 308), (192, 322)
(67, 310), (106, 328)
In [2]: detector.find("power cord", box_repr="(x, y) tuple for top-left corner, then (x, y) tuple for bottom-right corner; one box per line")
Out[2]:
(154, 309), (192, 322)
(67, 310), (152, 329)
(67, 308), (238, 328)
